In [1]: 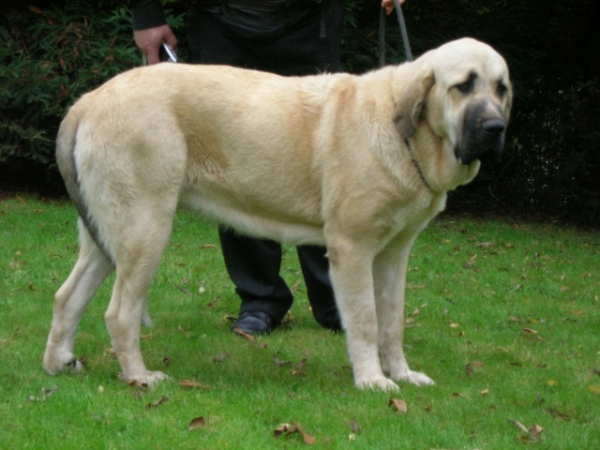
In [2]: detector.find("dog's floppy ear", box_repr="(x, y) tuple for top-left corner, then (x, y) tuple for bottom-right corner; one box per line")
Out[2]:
(393, 71), (436, 138)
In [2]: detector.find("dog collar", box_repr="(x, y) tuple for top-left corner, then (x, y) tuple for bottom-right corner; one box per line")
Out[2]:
(404, 138), (433, 192)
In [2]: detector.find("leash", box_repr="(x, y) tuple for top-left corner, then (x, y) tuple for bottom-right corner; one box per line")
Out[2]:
(379, 0), (413, 67)
(379, 5), (432, 191)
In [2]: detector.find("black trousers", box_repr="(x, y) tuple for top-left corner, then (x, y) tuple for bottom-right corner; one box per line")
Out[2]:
(186, 0), (343, 324)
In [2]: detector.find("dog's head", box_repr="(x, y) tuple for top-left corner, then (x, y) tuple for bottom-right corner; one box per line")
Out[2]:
(394, 38), (512, 166)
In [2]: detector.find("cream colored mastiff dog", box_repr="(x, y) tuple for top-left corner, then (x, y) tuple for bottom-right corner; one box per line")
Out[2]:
(44, 38), (512, 391)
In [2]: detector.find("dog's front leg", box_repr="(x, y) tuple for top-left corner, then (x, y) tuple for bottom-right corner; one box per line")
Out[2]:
(374, 239), (434, 386)
(327, 240), (399, 391)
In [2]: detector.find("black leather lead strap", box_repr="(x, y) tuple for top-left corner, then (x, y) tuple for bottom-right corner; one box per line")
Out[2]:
(378, 7), (386, 68)
(378, 0), (413, 67)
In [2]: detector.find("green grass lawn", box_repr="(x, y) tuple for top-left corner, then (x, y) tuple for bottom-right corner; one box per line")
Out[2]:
(1, 196), (599, 449)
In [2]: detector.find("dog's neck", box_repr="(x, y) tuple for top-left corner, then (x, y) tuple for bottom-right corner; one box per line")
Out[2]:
(404, 138), (433, 192)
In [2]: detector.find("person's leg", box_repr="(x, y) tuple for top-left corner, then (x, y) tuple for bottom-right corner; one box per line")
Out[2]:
(297, 245), (341, 331)
(219, 228), (293, 329)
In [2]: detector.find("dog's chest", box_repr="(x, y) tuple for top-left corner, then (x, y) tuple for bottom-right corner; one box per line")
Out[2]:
(378, 192), (447, 250)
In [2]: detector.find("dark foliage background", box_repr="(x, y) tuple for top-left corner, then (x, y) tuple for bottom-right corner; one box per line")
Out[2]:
(1, 0), (599, 224)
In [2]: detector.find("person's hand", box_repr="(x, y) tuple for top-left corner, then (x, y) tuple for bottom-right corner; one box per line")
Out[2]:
(381, 0), (406, 16)
(134, 25), (178, 65)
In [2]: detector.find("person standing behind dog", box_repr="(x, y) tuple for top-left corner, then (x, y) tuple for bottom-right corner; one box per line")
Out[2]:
(131, 0), (403, 335)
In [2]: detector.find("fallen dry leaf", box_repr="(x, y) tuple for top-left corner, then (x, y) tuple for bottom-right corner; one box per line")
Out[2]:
(213, 353), (229, 363)
(547, 408), (571, 420)
(179, 380), (212, 389)
(232, 327), (256, 342)
(174, 284), (192, 296)
(273, 356), (292, 368)
(146, 396), (169, 410)
(466, 361), (484, 377)
(188, 416), (207, 431)
(274, 423), (315, 445)
(206, 297), (220, 308)
(29, 385), (59, 402)
(223, 314), (237, 323)
(463, 254), (478, 268)
(508, 419), (529, 434)
(42, 386), (58, 401)
(588, 385), (600, 394)
(251, 342), (268, 349)
(529, 424), (544, 442)
(388, 398), (408, 414)
(508, 419), (544, 443)
(291, 359), (308, 376)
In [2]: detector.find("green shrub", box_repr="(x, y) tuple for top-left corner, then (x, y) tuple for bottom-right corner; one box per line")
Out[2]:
(0, 2), (184, 167)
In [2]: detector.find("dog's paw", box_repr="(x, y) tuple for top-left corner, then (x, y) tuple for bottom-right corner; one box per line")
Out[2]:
(355, 376), (400, 392)
(120, 371), (170, 389)
(398, 370), (435, 386)
(43, 352), (85, 375)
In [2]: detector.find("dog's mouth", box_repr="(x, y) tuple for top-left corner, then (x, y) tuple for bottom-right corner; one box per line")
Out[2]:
(456, 112), (506, 165)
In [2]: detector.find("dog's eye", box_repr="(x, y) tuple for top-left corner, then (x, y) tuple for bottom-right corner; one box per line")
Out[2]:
(454, 74), (476, 94)
(497, 82), (508, 98)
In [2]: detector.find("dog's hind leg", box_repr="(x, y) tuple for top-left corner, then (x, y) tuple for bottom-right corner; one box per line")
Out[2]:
(103, 213), (175, 388)
(374, 238), (434, 386)
(43, 220), (114, 375)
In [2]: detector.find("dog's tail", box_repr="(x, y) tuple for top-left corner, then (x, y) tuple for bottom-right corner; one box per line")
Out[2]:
(55, 110), (115, 266)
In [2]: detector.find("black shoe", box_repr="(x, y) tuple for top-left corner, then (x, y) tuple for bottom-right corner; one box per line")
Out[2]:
(230, 310), (279, 335)
(319, 309), (343, 332)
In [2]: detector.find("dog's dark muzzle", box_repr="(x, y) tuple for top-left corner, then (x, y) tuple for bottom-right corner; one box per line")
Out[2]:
(456, 103), (507, 165)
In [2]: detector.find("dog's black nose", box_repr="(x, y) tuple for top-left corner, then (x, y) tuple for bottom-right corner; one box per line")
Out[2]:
(482, 118), (505, 135)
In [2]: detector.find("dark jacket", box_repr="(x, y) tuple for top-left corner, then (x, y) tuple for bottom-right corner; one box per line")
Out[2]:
(131, 0), (168, 30)
(131, 0), (329, 31)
